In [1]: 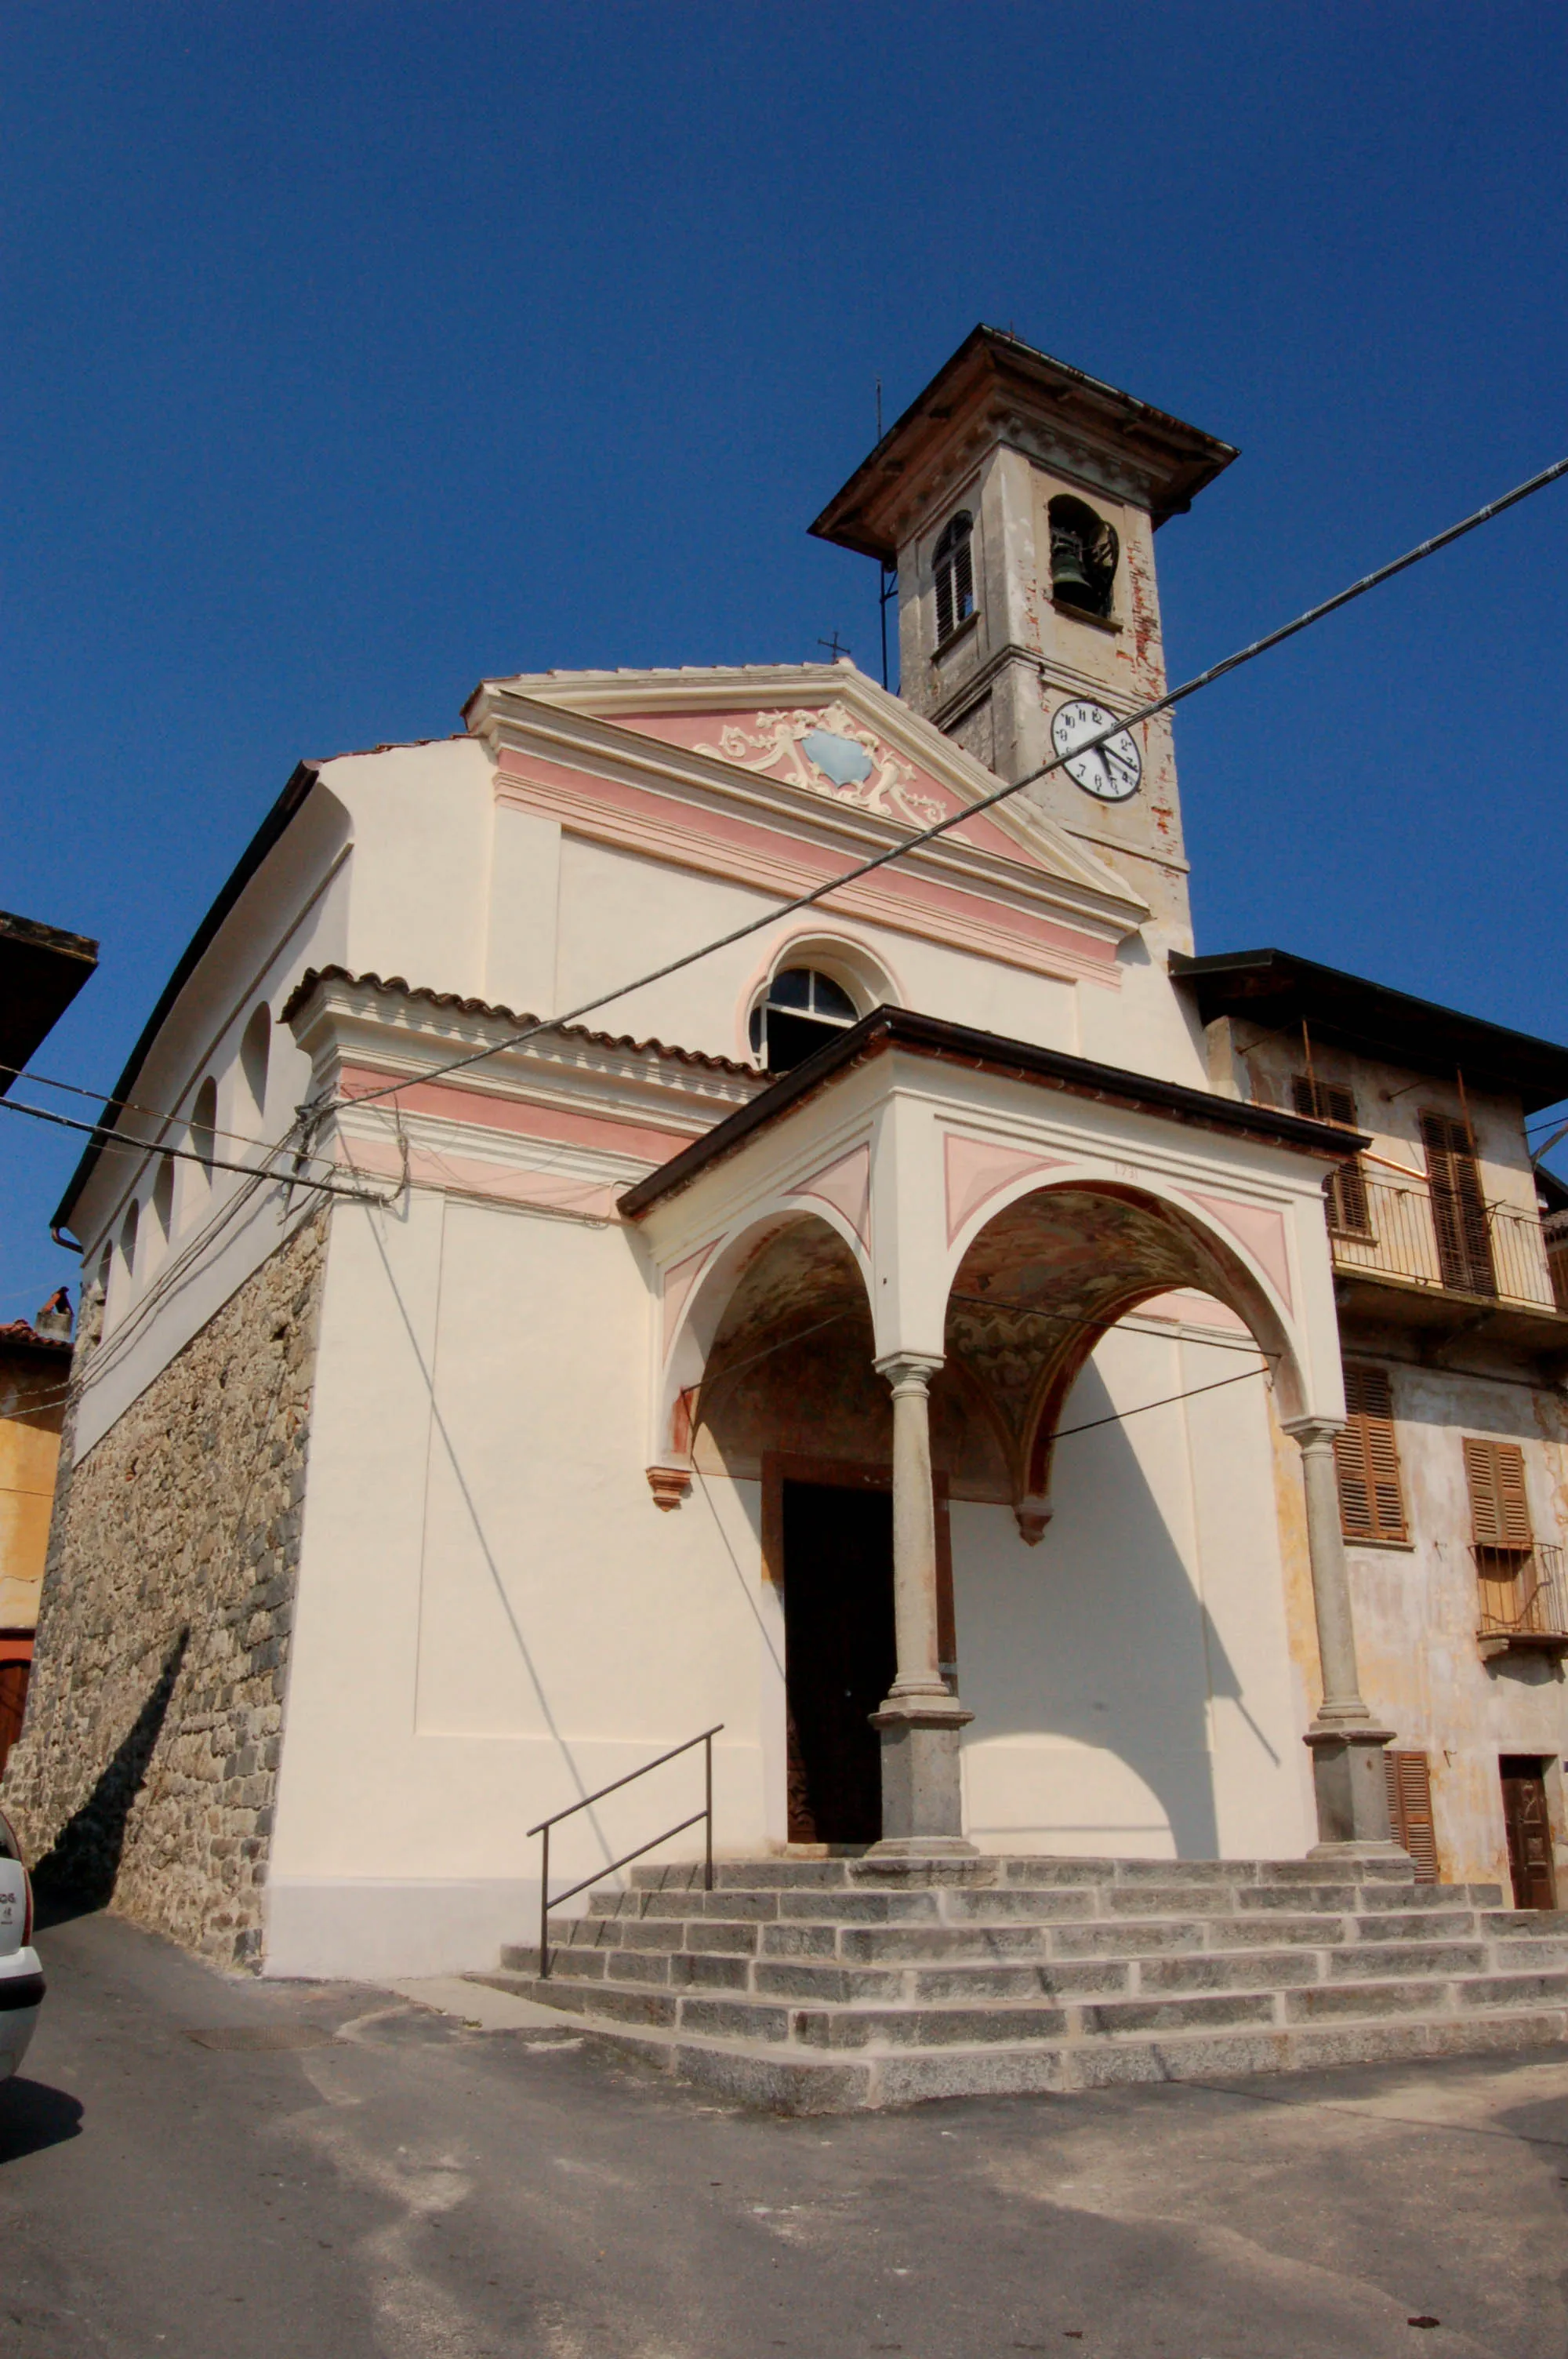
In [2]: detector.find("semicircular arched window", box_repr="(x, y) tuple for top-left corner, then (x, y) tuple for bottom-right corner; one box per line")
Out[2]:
(749, 967), (859, 1074)
(932, 511), (975, 646)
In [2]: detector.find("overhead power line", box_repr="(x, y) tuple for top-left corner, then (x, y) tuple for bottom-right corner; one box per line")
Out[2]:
(0, 1055), (332, 1165)
(0, 1094), (391, 1206)
(334, 452), (1568, 1114)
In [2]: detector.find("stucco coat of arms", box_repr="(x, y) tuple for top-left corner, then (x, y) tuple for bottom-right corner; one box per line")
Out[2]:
(695, 703), (946, 829)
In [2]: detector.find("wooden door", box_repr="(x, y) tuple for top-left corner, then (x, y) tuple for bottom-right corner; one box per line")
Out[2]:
(781, 1480), (896, 1845)
(1500, 1757), (1557, 1910)
(0, 1659), (30, 1776)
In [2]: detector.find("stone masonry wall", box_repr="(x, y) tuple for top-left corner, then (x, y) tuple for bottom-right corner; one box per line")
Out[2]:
(0, 1209), (328, 1968)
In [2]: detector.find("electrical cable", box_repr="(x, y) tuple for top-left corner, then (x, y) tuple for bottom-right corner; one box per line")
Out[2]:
(0, 1056), (336, 1165)
(336, 452), (1568, 1114)
(0, 1093), (391, 1205)
(1051, 1358), (1270, 1444)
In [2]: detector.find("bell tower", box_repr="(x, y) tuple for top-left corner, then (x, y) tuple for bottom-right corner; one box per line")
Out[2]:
(810, 327), (1236, 947)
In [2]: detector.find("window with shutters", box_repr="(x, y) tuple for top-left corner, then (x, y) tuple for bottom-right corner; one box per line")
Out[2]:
(932, 511), (975, 646)
(1334, 1364), (1408, 1543)
(1420, 1110), (1495, 1296)
(1385, 1750), (1439, 1882)
(1463, 1436), (1533, 1558)
(1292, 1074), (1373, 1238)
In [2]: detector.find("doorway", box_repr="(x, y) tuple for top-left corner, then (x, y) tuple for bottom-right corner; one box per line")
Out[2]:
(1500, 1757), (1557, 1910)
(781, 1479), (896, 1845)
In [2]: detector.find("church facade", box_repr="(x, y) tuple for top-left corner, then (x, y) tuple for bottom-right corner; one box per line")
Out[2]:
(7, 329), (1566, 1981)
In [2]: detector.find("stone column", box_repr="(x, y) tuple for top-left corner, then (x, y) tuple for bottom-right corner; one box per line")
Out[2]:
(869, 1354), (974, 1856)
(1285, 1416), (1399, 1858)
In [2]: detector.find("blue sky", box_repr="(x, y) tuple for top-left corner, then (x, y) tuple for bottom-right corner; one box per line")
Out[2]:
(4, 2), (1566, 1315)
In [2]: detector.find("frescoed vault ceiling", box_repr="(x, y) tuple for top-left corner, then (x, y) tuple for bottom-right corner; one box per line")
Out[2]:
(691, 1190), (1269, 1514)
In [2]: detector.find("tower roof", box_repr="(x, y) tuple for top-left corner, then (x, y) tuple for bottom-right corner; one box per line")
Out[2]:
(810, 325), (1238, 564)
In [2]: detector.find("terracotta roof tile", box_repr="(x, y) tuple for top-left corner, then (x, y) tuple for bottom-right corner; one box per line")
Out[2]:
(281, 965), (761, 1079)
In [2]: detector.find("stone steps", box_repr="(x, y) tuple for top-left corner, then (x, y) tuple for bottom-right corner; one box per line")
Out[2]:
(477, 1856), (1568, 2111)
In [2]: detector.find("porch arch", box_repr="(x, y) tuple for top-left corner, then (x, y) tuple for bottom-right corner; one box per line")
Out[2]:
(653, 1200), (875, 1472)
(942, 1172), (1309, 1538)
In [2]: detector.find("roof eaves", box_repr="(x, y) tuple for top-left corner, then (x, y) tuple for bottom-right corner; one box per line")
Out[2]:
(53, 761), (321, 1235)
(1171, 948), (1568, 1114)
(619, 1006), (1363, 1220)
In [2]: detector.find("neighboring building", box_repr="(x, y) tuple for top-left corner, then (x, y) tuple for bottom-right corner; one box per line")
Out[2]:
(4, 329), (1565, 1985)
(0, 908), (97, 1772)
(0, 1299), (73, 1773)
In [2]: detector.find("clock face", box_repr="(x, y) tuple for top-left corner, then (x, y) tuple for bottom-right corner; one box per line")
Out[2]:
(1050, 699), (1142, 803)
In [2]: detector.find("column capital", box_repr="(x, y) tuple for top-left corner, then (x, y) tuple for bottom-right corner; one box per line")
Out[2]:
(1281, 1414), (1347, 1450)
(874, 1350), (945, 1391)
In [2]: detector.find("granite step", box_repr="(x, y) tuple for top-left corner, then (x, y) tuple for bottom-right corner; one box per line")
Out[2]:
(467, 1968), (1568, 2113)
(492, 1855), (1566, 2112)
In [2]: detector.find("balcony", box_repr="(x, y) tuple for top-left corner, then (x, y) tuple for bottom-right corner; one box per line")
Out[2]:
(1329, 1173), (1568, 1344)
(1475, 1541), (1568, 1659)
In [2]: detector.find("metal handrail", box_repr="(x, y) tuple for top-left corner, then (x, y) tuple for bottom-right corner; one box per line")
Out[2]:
(528, 1724), (723, 1978)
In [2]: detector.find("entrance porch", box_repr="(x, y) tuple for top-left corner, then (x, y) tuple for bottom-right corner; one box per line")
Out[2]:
(623, 1008), (1399, 1861)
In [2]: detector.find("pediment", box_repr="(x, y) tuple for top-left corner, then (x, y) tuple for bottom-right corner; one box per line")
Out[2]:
(471, 662), (1146, 925)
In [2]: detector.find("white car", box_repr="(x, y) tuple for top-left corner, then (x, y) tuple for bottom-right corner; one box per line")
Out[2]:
(0, 1807), (43, 2081)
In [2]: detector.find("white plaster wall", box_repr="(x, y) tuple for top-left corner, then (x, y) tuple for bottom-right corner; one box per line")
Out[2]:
(330, 737), (494, 1000)
(267, 1191), (779, 1979)
(956, 1322), (1313, 1861)
(550, 834), (1104, 1070)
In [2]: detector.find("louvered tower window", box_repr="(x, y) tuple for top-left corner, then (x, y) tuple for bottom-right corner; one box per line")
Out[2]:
(1334, 1365), (1408, 1543)
(932, 511), (975, 645)
(1421, 1110), (1495, 1296)
(1292, 1074), (1372, 1238)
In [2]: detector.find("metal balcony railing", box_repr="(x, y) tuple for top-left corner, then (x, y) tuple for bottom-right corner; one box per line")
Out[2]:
(1329, 1175), (1559, 1312)
(1475, 1541), (1568, 1650)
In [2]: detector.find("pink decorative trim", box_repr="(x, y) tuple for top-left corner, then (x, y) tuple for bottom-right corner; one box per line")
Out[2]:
(339, 1063), (694, 1168)
(1184, 1192), (1294, 1313)
(662, 1241), (720, 1361)
(494, 749), (1120, 987)
(944, 1132), (1069, 1244)
(788, 1142), (871, 1251)
(332, 1129), (622, 1219)
(647, 1466), (691, 1512)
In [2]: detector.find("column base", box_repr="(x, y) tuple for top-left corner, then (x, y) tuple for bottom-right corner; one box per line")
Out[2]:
(869, 1696), (974, 1848)
(1304, 1721), (1396, 1848)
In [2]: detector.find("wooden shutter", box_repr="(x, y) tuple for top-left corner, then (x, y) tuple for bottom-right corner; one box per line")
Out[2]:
(1385, 1750), (1439, 1883)
(1421, 1110), (1494, 1295)
(1334, 1365), (1407, 1542)
(1463, 1437), (1533, 1550)
(1292, 1075), (1371, 1236)
(953, 533), (975, 626)
(935, 560), (954, 644)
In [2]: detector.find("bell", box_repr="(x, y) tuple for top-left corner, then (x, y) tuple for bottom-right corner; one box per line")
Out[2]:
(1050, 529), (1094, 606)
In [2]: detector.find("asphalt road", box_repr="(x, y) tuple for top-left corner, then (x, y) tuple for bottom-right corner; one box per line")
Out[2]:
(2, 1906), (1565, 2358)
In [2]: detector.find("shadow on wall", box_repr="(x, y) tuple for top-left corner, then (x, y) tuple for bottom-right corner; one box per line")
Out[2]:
(30, 1627), (189, 1921)
(958, 1361), (1250, 1858)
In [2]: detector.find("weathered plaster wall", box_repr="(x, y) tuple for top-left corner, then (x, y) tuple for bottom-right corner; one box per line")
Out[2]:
(1344, 1356), (1568, 1892)
(0, 1212), (327, 1966)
